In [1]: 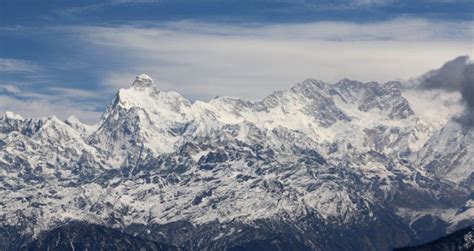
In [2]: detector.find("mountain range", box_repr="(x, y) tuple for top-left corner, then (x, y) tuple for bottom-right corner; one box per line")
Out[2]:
(0, 57), (473, 250)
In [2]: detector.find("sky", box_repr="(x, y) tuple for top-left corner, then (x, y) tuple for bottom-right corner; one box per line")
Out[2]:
(0, 0), (473, 123)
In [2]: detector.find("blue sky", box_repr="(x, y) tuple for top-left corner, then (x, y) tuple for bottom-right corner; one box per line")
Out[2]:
(1, 0), (473, 123)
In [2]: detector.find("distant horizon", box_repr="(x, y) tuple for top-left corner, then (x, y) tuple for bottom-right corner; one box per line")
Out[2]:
(1, 1), (473, 123)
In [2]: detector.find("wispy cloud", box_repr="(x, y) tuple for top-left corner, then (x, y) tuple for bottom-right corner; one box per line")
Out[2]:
(0, 82), (103, 123)
(0, 95), (102, 124)
(0, 59), (39, 73)
(0, 53), (108, 123)
(76, 18), (473, 101)
(54, 0), (162, 17)
(157, 18), (472, 41)
(1, 18), (472, 123)
(0, 84), (21, 95)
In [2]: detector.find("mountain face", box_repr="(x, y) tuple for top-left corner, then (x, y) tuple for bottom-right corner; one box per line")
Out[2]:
(0, 73), (473, 251)
(26, 221), (178, 251)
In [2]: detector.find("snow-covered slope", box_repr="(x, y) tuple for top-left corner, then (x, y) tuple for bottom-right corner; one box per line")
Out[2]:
(415, 120), (474, 187)
(0, 74), (472, 251)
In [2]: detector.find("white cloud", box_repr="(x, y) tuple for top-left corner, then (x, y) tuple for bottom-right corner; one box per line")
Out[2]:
(0, 59), (39, 72)
(0, 84), (21, 94)
(0, 95), (102, 124)
(403, 89), (464, 127)
(77, 19), (473, 101)
(0, 84), (103, 124)
(352, 0), (391, 6)
(47, 87), (104, 99)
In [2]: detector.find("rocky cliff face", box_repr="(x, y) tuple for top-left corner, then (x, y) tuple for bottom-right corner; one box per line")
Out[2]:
(0, 72), (472, 251)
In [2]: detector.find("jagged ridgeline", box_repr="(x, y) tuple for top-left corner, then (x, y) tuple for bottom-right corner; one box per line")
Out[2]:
(0, 72), (473, 250)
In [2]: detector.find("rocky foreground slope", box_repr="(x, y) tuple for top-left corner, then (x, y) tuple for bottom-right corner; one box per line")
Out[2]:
(0, 61), (473, 250)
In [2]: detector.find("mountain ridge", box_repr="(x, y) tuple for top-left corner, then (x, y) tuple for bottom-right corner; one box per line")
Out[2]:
(0, 65), (473, 250)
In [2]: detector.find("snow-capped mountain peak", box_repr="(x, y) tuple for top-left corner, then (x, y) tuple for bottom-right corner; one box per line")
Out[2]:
(0, 72), (473, 251)
(2, 111), (24, 121)
(65, 115), (97, 139)
(131, 73), (154, 88)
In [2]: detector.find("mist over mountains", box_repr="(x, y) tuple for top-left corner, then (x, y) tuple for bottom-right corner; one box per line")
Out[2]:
(415, 55), (474, 126)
